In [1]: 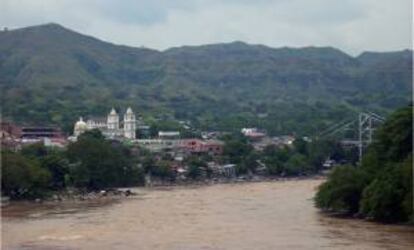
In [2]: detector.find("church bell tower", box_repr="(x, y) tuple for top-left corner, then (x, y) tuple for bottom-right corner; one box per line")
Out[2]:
(123, 107), (136, 139)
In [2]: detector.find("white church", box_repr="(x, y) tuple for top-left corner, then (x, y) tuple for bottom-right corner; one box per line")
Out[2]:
(73, 107), (136, 140)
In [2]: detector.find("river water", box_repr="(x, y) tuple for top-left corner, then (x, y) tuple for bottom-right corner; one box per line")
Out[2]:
(2, 179), (414, 250)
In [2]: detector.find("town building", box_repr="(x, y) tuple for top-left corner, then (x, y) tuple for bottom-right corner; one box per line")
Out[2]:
(0, 122), (21, 139)
(241, 128), (266, 140)
(158, 131), (180, 139)
(73, 107), (137, 140)
(21, 126), (64, 140)
(1, 122), (67, 149)
(251, 135), (296, 151)
(135, 139), (180, 152)
(135, 138), (224, 155)
(1, 122), (22, 150)
(180, 139), (224, 155)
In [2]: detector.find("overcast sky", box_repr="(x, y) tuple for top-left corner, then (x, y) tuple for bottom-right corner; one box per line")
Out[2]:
(1, 0), (412, 55)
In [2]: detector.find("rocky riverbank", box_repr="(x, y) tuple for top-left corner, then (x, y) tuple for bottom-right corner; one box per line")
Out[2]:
(44, 188), (136, 202)
(1, 188), (137, 206)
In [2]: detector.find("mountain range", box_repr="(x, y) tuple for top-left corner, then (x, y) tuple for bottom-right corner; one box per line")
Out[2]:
(0, 23), (412, 135)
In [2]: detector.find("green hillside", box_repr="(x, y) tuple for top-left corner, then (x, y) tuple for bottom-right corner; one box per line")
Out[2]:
(0, 23), (412, 135)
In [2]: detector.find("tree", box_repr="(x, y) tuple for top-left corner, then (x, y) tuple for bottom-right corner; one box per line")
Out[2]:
(1, 150), (51, 198)
(40, 151), (69, 189)
(243, 152), (259, 173)
(307, 139), (342, 171)
(284, 153), (307, 175)
(315, 165), (367, 214)
(21, 143), (70, 190)
(293, 138), (307, 155)
(21, 142), (48, 158)
(66, 129), (143, 189)
(373, 106), (412, 162)
(360, 155), (412, 222)
(186, 156), (206, 179)
(152, 161), (175, 181)
(223, 138), (253, 164)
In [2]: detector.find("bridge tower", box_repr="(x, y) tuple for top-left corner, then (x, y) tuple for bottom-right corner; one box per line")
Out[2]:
(318, 111), (385, 164)
(357, 112), (385, 162)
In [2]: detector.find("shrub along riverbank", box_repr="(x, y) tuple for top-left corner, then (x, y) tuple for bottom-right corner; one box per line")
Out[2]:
(315, 105), (413, 223)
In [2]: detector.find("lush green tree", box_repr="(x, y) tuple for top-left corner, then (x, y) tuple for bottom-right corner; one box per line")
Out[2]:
(373, 106), (412, 162)
(284, 153), (308, 175)
(307, 139), (339, 171)
(265, 159), (284, 175)
(20, 143), (70, 189)
(186, 156), (207, 179)
(360, 155), (412, 222)
(21, 142), (48, 158)
(78, 128), (105, 140)
(242, 151), (259, 173)
(222, 135), (253, 164)
(187, 164), (202, 179)
(315, 165), (368, 213)
(142, 155), (156, 174)
(67, 129), (143, 189)
(293, 138), (308, 155)
(223, 138), (257, 175)
(274, 146), (292, 163)
(40, 150), (70, 189)
(1, 150), (51, 198)
(152, 161), (175, 181)
(262, 145), (294, 175)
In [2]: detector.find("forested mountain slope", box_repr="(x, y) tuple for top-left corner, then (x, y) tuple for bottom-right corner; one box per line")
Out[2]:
(0, 23), (412, 135)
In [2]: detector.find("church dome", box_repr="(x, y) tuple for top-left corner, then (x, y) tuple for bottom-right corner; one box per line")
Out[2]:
(74, 117), (87, 131)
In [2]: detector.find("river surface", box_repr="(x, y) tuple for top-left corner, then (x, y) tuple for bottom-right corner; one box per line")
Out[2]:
(2, 179), (414, 250)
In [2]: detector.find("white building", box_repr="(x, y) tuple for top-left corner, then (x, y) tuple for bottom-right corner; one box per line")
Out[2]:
(123, 107), (136, 139)
(73, 107), (137, 140)
(74, 117), (87, 137)
(158, 131), (180, 139)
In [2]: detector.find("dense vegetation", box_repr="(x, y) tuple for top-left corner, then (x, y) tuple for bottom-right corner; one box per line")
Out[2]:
(1, 130), (144, 199)
(220, 133), (356, 177)
(0, 24), (412, 135)
(315, 106), (413, 223)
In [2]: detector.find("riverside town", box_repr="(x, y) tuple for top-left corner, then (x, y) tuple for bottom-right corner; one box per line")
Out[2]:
(1, 2), (413, 249)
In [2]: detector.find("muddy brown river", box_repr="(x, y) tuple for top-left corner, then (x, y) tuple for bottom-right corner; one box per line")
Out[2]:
(2, 179), (414, 250)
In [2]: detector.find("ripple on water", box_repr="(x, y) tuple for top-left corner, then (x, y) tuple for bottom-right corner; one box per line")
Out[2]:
(2, 180), (414, 250)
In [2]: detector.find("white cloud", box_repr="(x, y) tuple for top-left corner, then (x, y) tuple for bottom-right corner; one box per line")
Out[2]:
(0, 0), (411, 55)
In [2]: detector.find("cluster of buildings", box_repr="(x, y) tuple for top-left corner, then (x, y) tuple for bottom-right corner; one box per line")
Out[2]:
(0, 122), (67, 150)
(2, 108), (296, 166)
(1, 112), (307, 182)
(72, 107), (137, 140)
(241, 127), (295, 151)
(1, 107), (226, 156)
(1, 107), (140, 150)
(241, 128), (267, 139)
(70, 107), (225, 155)
(136, 138), (224, 155)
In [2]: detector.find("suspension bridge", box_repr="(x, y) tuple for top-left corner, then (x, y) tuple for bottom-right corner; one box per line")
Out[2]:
(318, 112), (386, 162)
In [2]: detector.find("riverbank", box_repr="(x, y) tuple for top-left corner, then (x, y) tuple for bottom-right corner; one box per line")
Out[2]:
(147, 174), (326, 187)
(1, 188), (137, 207)
(1, 175), (325, 206)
